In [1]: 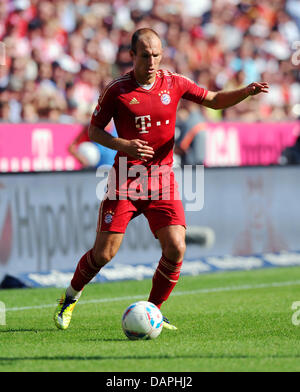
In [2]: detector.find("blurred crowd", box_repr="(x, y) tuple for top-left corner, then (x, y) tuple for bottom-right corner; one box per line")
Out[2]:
(0, 0), (299, 125)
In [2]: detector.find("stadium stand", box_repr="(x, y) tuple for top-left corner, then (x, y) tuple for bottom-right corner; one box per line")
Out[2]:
(0, 0), (299, 124)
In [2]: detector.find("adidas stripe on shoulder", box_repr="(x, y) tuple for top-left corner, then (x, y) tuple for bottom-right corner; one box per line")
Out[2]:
(98, 74), (131, 105)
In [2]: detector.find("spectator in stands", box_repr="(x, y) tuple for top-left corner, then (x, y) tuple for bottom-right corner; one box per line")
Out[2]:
(175, 100), (207, 165)
(280, 135), (300, 165)
(0, 101), (10, 122)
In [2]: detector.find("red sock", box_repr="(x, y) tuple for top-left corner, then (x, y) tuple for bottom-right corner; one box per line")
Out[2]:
(148, 254), (183, 309)
(71, 249), (102, 292)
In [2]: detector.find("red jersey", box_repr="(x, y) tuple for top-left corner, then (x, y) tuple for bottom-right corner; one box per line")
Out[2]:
(91, 69), (208, 199)
(91, 69), (207, 166)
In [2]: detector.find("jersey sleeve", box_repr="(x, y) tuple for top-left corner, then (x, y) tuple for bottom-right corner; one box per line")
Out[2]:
(91, 82), (117, 129)
(175, 73), (208, 104)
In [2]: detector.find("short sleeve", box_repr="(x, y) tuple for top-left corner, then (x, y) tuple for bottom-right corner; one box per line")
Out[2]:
(91, 82), (117, 129)
(175, 74), (208, 104)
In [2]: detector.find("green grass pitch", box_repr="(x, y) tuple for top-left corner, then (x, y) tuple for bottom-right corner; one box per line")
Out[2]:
(0, 266), (300, 372)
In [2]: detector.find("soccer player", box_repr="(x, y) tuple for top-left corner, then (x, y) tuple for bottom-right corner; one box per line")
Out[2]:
(54, 28), (268, 330)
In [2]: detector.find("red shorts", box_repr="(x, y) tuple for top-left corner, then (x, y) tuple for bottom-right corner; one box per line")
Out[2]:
(97, 198), (186, 238)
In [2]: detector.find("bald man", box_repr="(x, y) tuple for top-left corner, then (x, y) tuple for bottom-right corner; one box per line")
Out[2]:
(54, 28), (268, 331)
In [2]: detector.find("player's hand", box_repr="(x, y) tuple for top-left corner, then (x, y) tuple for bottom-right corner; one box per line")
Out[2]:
(123, 139), (154, 162)
(247, 82), (269, 96)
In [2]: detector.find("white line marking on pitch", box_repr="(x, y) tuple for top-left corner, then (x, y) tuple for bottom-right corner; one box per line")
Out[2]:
(5, 279), (300, 312)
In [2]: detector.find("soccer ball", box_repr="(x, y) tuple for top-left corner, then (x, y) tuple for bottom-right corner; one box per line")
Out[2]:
(122, 301), (163, 340)
(77, 141), (101, 167)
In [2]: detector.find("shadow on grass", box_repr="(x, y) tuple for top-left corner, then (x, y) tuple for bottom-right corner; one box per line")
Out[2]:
(1, 354), (300, 362)
(0, 330), (128, 342)
(0, 328), (55, 333)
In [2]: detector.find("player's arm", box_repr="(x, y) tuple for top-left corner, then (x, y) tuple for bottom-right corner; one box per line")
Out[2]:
(201, 82), (269, 110)
(88, 124), (154, 162)
(90, 81), (154, 162)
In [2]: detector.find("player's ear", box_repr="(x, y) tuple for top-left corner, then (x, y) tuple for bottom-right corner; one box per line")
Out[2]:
(129, 49), (136, 59)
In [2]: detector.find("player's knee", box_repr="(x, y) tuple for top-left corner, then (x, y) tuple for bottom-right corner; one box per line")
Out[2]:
(163, 240), (186, 262)
(92, 248), (114, 267)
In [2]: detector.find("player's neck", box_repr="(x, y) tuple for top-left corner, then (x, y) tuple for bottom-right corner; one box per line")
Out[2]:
(133, 70), (156, 86)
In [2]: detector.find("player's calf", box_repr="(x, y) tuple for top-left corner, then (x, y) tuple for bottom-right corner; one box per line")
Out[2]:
(148, 254), (183, 310)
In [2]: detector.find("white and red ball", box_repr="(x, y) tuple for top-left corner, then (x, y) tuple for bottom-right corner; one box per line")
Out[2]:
(122, 301), (163, 340)
(77, 141), (101, 167)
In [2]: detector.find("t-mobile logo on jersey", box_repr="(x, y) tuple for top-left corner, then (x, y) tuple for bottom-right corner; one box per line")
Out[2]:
(135, 115), (151, 134)
(135, 115), (170, 134)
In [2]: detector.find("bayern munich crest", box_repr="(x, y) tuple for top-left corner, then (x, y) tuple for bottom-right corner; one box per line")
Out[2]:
(159, 90), (171, 105)
(104, 211), (114, 224)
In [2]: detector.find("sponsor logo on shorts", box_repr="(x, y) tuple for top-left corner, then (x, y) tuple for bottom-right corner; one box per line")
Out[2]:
(104, 211), (114, 224)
